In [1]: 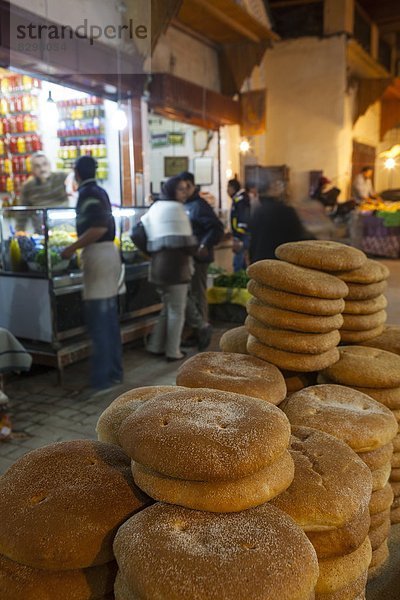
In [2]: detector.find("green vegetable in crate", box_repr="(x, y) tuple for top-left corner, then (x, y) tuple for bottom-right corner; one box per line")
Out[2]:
(121, 236), (137, 252)
(49, 230), (76, 247)
(35, 249), (62, 268)
(214, 270), (249, 289)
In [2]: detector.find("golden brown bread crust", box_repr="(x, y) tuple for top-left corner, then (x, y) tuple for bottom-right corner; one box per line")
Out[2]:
(391, 505), (400, 523)
(391, 467), (400, 481)
(306, 505), (370, 560)
(113, 502), (319, 600)
(341, 310), (387, 331)
(333, 259), (390, 284)
(345, 281), (387, 300)
(247, 297), (344, 333)
(313, 571), (367, 600)
(114, 573), (142, 600)
(247, 336), (339, 372)
(0, 440), (150, 570)
(393, 433), (400, 451)
(371, 463), (391, 491)
(390, 480), (400, 497)
(271, 427), (372, 531)
(131, 450), (294, 512)
(245, 315), (340, 354)
(275, 241), (367, 272)
(317, 373), (400, 409)
(315, 537), (372, 594)
(96, 386), (186, 445)
(368, 539), (389, 571)
(392, 451), (400, 468)
(247, 279), (346, 316)
(340, 325), (385, 343)
(343, 295), (387, 315)
(119, 388), (291, 481)
(247, 260), (349, 299)
(368, 516), (391, 551)
(175, 351), (286, 405)
(357, 443), (393, 470)
(370, 508), (390, 529)
(219, 326), (248, 354)
(359, 324), (400, 355)
(283, 371), (315, 393)
(0, 554), (117, 600)
(283, 385), (398, 452)
(369, 483), (394, 515)
(321, 346), (400, 388)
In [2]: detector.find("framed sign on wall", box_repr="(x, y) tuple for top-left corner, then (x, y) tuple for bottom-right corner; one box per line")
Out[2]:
(194, 156), (213, 185)
(164, 156), (189, 177)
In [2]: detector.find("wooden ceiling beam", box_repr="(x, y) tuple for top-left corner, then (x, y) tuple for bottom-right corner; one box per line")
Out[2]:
(188, 0), (261, 43)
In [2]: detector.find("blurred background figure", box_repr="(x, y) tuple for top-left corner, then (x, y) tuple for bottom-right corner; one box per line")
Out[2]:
(180, 171), (224, 351)
(352, 166), (379, 204)
(249, 182), (313, 263)
(228, 178), (250, 272)
(132, 176), (197, 362)
(312, 176), (341, 210)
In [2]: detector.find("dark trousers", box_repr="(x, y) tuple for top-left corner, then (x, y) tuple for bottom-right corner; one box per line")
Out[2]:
(85, 297), (123, 390)
(186, 261), (209, 327)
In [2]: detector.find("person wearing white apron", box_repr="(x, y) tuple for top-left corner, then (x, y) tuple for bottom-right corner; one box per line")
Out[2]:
(62, 156), (123, 393)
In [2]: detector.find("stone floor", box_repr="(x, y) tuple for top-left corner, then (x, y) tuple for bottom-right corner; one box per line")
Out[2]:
(0, 258), (399, 599)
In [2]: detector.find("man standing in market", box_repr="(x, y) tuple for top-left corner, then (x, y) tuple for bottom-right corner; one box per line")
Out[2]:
(228, 178), (251, 272)
(61, 156), (123, 394)
(180, 171), (224, 350)
(352, 166), (380, 205)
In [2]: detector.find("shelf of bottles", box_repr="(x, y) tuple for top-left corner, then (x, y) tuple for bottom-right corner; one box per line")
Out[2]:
(56, 97), (108, 181)
(0, 74), (43, 205)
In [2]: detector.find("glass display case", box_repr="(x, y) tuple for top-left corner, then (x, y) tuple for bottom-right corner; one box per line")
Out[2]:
(0, 206), (160, 348)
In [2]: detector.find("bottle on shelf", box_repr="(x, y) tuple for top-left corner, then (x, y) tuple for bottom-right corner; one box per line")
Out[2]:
(17, 136), (26, 154)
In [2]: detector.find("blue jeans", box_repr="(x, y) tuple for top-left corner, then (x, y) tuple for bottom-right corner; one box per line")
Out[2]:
(233, 236), (249, 272)
(85, 297), (123, 390)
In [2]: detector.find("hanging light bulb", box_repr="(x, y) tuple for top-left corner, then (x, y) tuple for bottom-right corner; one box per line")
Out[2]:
(46, 90), (59, 125)
(239, 139), (250, 154)
(112, 104), (128, 131)
(385, 157), (396, 170)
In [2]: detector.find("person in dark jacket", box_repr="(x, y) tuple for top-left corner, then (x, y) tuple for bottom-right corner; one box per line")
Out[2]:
(131, 176), (197, 361)
(248, 192), (313, 263)
(180, 171), (224, 350)
(228, 178), (251, 271)
(61, 156), (123, 393)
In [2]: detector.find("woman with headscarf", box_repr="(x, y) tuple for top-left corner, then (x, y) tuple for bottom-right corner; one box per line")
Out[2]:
(131, 176), (197, 361)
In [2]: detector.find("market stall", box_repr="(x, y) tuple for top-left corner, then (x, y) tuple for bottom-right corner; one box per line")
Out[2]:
(354, 200), (400, 259)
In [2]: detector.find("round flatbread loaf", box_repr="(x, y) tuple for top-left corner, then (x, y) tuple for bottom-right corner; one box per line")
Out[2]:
(247, 336), (339, 372)
(245, 316), (340, 354)
(341, 310), (387, 332)
(247, 260), (349, 299)
(313, 571), (367, 600)
(369, 484), (394, 515)
(176, 351), (286, 405)
(283, 385), (398, 453)
(369, 517), (391, 551)
(371, 463), (391, 491)
(369, 539), (389, 571)
(370, 508), (390, 529)
(393, 434), (400, 451)
(283, 371), (315, 394)
(119, 388), (291, 481)
(247, 279), (345, 316)
(346, 281), (387, 300)
(359, 324), (400, 356)
(333, 259), (390, 284)
(357, 443), (393, 470)
(275, 240), (367, 272)
(315, 537), (371, 594)
(219, 326), (248, 354)
(317, 373), (400, 409)
(271, 427), (372, 536)
(0, 441), (150, 570)
(391, 505), (400, 524)
(131, 450), (294, 512)
(113, 502), (319, 600)
(247, 298), (344, 334)
(321, 346), (400, 388)
(343, 295), (387, 315)
(392, 451), (400, 468)
(340, 325), (385, 343)
(391, 467), (400, 482)
(0, 554), (117, 600)
(96, 385), (187, 445)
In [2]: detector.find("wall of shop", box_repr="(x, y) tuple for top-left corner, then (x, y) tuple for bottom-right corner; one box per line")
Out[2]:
(251, 36), (348, 206)
(152, 27), (220, 93)
(376, 128), (400, 192)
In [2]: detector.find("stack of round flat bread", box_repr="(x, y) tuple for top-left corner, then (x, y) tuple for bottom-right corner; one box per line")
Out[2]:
(331, 260), (390, 343)
(0, 440), (150, 599)
(219, 325), (249, 354)
(246, 256), (349, 372)
(320, 346), (400, 529)
(113, 502), (319, 600)
(282, 383), (398, 580)
(272, 426), (373, 600)
(360, 324), (400, 356)
(118, 388), (294, 513)
(176, 351), (287, 405)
